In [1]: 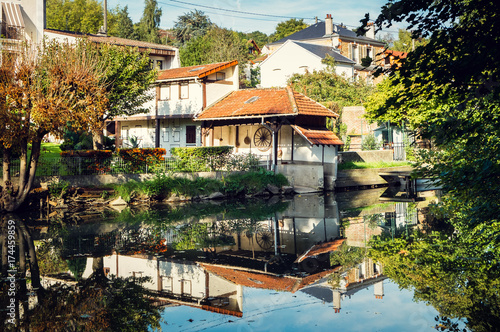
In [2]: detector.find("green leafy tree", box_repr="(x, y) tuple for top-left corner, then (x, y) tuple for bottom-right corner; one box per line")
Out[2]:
(180, 26), (249, 74)
(46, 0), (103, 33)
(135, 0), (162, 43)
(392, 29), (427, 53)
(173, 9), (212, 46)
(108, 5), (135, 39)
(360, 0), (500, 234)
(270, 18), (308, 42)
(89, 43), (157, 148)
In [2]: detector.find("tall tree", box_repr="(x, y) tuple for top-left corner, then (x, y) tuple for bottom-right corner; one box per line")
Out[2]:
(46, 0), (104, 33)
(89, 43), (158, 148)
(269, 18), (308, 42)
(180, 26), (248, 67)
(392, 29), (427, 53)
(135, 0), (162, 43)
(0, 40), (108, 212)
(108, 5), (135, 39)
(361, 0), (500, 276)
(173, 9), (212, 46)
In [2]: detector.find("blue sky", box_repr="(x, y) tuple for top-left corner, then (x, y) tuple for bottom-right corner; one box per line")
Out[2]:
(108, 0), (403, 37)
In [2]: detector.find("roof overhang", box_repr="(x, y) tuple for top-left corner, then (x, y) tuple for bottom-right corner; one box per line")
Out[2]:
(292, 125), (344, 146)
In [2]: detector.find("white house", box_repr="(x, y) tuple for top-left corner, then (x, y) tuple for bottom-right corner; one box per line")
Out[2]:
(113, 60), (239, 153)
(195, 86), (344, 190)
(262, 14), (386, 85)
(0, 0), (45, 45)
(259, 40), (355, 87)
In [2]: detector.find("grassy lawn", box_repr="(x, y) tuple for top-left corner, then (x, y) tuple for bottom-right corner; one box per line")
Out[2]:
(40, 143), (62, 160)
(338, 161), (413, 170)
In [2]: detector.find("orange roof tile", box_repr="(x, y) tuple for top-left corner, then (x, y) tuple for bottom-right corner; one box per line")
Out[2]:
(292, 126), (344, 146)
(196, 87), (338, 120)
(157, 60), (238, 80)
(201, 264), (298, 292)
(385, 49), (408, 59)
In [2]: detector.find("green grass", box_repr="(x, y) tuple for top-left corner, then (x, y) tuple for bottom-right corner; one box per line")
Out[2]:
(40, 143), (62, 159)
(338, 161), (413, 170)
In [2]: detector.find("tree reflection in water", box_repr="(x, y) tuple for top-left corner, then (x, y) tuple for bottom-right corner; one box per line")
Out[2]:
(0, 214), (161, 332)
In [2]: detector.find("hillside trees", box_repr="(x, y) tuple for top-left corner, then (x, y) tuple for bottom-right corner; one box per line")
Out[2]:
(270, 18), (308, 42)
(135, 0), (163, 43)
(0, 40), (108, 212)
(173, 10), (212, 46)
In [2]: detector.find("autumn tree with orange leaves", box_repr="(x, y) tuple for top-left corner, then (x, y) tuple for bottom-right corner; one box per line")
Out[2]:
(0, 40), (108, 212)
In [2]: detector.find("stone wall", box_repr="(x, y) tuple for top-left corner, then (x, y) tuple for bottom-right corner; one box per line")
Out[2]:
(339, 150), (394, 163)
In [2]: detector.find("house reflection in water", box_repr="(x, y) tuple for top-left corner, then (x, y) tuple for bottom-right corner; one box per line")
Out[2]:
(75, 193), (423, 318)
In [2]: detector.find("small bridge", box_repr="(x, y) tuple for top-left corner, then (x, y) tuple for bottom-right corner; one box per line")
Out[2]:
(378, 170), (417, 201)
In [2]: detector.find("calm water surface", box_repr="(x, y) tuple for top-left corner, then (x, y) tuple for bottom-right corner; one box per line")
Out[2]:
(5, 188), (465, 331)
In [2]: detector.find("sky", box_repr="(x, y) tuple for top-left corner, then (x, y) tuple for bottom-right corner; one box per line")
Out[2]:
(107, 0), (404, 37)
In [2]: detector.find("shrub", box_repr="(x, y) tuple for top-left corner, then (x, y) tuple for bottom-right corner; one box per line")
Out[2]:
(48, 180), (70, 198)
(223, 169), (288, 195)
(171, 146), (233, 172)
(226, 153), (260, 172)
(117, 148), (166, 173)
(361, 133), (381, 151)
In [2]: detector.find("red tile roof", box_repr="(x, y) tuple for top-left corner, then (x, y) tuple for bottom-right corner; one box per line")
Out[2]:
(385, 49), (408, 59)
(201, 264), (298, 292)
(44, 29), (177, 55)
(292, 125), (344, 146)
(157, 60), (238, 80)
(196, 87), (338, 120)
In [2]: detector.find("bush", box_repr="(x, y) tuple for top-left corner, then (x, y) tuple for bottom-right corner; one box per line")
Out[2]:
(117, 148), (166, 173)
(226, 153), (260, 172)
(361, 134), (381, 151)
(48, 180), (71, 198)
(171, 146), (233, 172)
(223, 169), (289, 195)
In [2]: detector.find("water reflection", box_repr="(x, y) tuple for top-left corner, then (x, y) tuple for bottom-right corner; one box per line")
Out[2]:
(1, 190), (454, 331)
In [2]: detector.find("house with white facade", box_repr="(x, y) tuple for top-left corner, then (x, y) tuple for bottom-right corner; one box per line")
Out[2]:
(113, 60), (239, 153)
(195, 86), (344, 190)
(0, 0), (45, 46)
(261, 14), (386, 85)
(259, 40), (355, 87)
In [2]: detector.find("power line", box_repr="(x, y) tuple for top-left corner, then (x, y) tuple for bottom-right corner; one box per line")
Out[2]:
(161, 2), (289, 22)
(164, 0), (314, 20)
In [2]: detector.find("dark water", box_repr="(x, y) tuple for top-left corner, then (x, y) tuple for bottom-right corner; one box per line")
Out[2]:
(2, 188), (468, 331)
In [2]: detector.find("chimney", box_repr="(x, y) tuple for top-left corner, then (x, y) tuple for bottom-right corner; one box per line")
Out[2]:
(98, 0), (108, 35)
(325, 14), (333, 36)
(366, 22), (375, 39)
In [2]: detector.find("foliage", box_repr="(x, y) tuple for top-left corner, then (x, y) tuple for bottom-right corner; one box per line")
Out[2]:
(226, 153), (260, 172)
(180, 26), (249, 68)
(171, 146), (233, 172)
(369, 228), (500, 332)
(392, 29), (428, 53)
(134, 0), (162, 43)
(361, 133), (381, 150)
(0, 39), (108, 212)
(117, 148), (165, 173)
(361, 0), (500, 241)
(46, 0), (103, 33)
(238, 30), (269, 48)
(270, 18), (308, 42)
(330, 243), (366, 269)
(60, 128), (93, 151)
(48, 180), (71, 198)
(289, 70), (374, 110)
(107, 5), (135, 39)
(111, 180), (144, 203)
(222, 168), (288, 195)
(173, 9), (212, 46)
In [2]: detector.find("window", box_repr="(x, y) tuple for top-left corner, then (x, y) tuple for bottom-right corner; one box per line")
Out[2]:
(186, 126), (196, 144)
(160, 85), (170, 100)
(156, 60), (163, 70)
(179, 82), (189, 99)
(216, 72), (225, 81)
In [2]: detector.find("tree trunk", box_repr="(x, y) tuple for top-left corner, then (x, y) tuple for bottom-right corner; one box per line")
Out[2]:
(93, 131), (105, 150)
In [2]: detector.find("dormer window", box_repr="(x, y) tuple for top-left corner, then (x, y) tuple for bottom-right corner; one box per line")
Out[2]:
(216, 72), (225, 81)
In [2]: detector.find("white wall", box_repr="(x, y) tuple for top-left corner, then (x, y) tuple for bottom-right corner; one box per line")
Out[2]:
(157, 81), (203, 116)
(260, 41), (353, 88)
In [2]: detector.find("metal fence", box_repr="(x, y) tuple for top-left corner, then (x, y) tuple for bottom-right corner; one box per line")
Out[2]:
(1, 154), (264, 177)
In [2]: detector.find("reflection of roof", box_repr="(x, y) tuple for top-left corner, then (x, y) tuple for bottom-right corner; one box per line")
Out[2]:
(296, 238), (345, 263)
(196, 87), (338, 120)
(201, 305), (243, 318)
(157, 60), (238, 80)
(44, 29), (177, 55)
(202, 263), (297, 292)
(270, 21), (384, 46)
(292, 126), (344, 146)
(292, 41), (354, 64)
(201, 263), (341, 293)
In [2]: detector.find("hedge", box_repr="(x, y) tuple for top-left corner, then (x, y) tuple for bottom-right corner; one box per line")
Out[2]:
(171, 146), (233, 171)
(117, 148), (166, 173)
